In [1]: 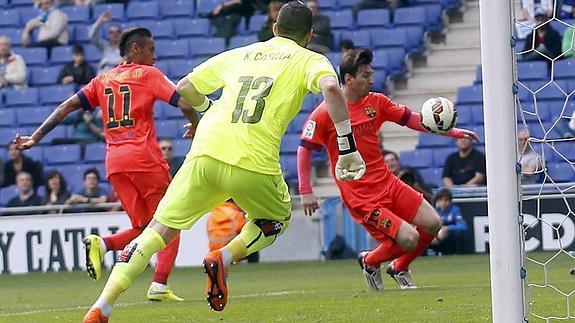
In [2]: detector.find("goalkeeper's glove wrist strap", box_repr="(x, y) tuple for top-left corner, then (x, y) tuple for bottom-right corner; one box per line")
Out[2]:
(193, 96), (213, 113)
(337, 132), (357, 155)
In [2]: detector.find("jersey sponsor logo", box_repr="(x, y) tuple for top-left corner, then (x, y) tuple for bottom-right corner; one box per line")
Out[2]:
(117, 242), (138, 263)
(364, 105), (377, 118)
(254, 219), (283, 237)
(303, 120), (316, 139)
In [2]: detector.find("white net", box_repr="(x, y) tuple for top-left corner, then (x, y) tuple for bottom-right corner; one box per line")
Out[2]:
(513, 0), (575, 320)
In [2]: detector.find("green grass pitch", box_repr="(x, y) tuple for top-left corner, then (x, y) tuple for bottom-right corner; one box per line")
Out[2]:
(0, 253), (573, 322)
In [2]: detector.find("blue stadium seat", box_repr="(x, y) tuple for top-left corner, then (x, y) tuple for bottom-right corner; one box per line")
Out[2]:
(54, 164), (85, 192)
(167, 59), (194, 79)
(456, 106), (472, 125)
(30, 66), (60, 86)
(161, 0), (194, 18)
(373, 69), (387, 92)
(318, 0), (337, 10)
(153, 101), (167, 120)
(357, 9), (391, 28)
(0, 0), (7, 8)
(190, 38), (226, 58)
(248, 15), (267, 33)
(326, 10), (353, 30)
(196, 0), (220, 15)
(471, 125), (485, 142)
(340, 30), (370, 48)
(289, 113), (310, 134)
(155, 120), (181, 138)
(537, 82), (567, 101)
(156, 40), (189, 59)
(474, 65), (482, 84)
(19, 7), (40, 23)
(371, 49), (388, 70)
(339, 0), (356, 9)
(431, 147), (453, 167)
(94, 4), (125, 22)
(422, 4), (443, 30)
(0, 27), (23, 46)
(417, 132), (453, 148)
(547, 162), (574, 182)
(301, 94), (319, 112)
(61, 5), (90, 24)
(172, 139), (191, 157)
(229, 35), (258, 49)
(394, 6), (426, 27)
(43, 145), (82, 165)
(84, 143), (106, 163)
(382, 48), (406, 75)
(40, 126), (67, 145)
(0, 128), (17, 142)
(16, 107), (52, 127)
(6, 88), (39, 107)
(280, 154), (298, 180)
(137, 20), (174, 40)
(325, 52), (342, 67)
(50, 46), (73, 65)
(399, 149), (433, 169)
(280, 134), (300, 154)
(83, 44), (102, 63)
(554, 59), (575, 80)
(0, 9), (20, 28)
(9, 0), (34, 6)
(554, 141), (575, 161)
(154, 60), (169, 75)
(401, 26), (425, 53)
(0, 109), (16, 128)
(470, 104), (484, 124)
(457, 85), (483, 105)
(419, 167), (443, 187)
(127, 1), (160, 20)
(0, 186), (19, 206)
(174, 18), (211, 38)
(164, 104), (185, 119)
(371, 28), (408, 50)
(72, 25), (91, 44)
(24, 146), (43, 163)
(517, 61), (548, 81)
(39, 84), (75, 105)
(18, 47), (47, 66)
(517, 102), (548, 123)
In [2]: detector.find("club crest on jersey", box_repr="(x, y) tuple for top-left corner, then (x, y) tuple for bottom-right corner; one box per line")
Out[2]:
(303, 120), (316, 139)
(364, 106), (377, 118)
(380, 217), (392, 229)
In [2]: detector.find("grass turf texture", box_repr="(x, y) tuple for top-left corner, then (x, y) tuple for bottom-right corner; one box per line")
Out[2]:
(0, 253), (572, 322)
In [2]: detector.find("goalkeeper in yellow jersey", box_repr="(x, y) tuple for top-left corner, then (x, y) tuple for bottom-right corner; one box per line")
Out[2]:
(83, 1), (366, 321)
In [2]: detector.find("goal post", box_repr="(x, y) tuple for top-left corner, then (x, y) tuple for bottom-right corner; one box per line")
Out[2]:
(478, 0), (526, 321)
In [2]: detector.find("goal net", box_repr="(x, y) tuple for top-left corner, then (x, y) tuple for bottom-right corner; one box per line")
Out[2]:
(513, 0), (575, 320)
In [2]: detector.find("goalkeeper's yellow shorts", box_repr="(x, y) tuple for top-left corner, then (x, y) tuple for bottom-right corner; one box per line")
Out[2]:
(154, 155), (292, 230)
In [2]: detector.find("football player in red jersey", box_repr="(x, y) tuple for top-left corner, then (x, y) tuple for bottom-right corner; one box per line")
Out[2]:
(14, 28), (198, 307)
(298, 48), (479, 290)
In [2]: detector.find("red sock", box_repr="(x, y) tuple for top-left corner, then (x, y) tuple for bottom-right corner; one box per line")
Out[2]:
(364, 237), (406, 267)
(103, 228), (142, 251)
(393, 227), (436, 272)
(153, 234), (181, 285)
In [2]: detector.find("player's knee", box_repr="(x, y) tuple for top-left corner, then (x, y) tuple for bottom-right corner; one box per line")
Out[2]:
(402, 228), (419, 252)
(429, 213), (442, 235)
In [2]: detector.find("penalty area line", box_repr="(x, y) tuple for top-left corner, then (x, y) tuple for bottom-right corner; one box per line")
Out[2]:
(0, 290), (309, 317)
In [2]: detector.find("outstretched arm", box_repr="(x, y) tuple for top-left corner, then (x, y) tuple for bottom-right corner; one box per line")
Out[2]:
(176, 77), (213, 112)
(403, 111), (480, 141)
(297, 145), (320, 216)
(14, 95), (82, 149)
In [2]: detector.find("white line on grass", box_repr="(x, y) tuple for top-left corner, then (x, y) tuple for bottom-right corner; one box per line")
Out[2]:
(0, 290), (308, 317)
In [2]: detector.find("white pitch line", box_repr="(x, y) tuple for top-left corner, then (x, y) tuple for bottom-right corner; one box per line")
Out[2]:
(0, 290), (308, 317)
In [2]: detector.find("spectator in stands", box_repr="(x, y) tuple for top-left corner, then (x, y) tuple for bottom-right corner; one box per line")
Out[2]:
(258, 1), (283, 42)
(0, 36), (28, 89)
(66, 168), (108, 206)
(353, 0), (406, 19)
(339, 39), (355, 56)
(89, 11), (123, 74)
(22, 0), (69, 48)
(515, 1), (553, 38)
(429, 188), (468, 255)
(518, 129), (543, 184)
(305, 0), (331, 54)
(562, 26), (575, 58)
(200, 0), (257, 45)
(6, 171), (42, 209)
(159, 138), (185, 177)
(55, 110), (104, 146)
(41, 170), (71, 207)
(442, 137), (486, 187)
(560, 0), (575, 19)
(384, 150), (433, 202)
(57, 45), (96, 87)
(522, 8), (562, 63)
(3, 143), (43, 190)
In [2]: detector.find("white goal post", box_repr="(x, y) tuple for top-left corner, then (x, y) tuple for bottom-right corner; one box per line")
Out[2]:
(478, 0), (526, 321)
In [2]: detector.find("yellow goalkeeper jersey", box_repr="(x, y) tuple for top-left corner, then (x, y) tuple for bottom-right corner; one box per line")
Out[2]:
(187, 36), (337, 175)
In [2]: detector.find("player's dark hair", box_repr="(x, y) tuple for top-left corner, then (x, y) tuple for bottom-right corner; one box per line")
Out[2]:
(339, 39), (355, 51)
(118, 27), (152, 57)
(435, 188), (453, 203)
(276, 1), (313, 44)
(45, 170), (68, 198)
(84, 168), (100, 181)
(339, 47), (373, 80)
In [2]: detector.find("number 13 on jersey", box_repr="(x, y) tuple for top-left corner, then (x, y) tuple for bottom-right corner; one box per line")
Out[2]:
(232, 76), (274, 124)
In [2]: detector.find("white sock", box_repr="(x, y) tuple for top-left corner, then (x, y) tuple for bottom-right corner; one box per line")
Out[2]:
(93, 297), (112, 317)
(220, 247), (233, 267)
(151, 281), (167, 291)
(98, 237), (107, 255)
